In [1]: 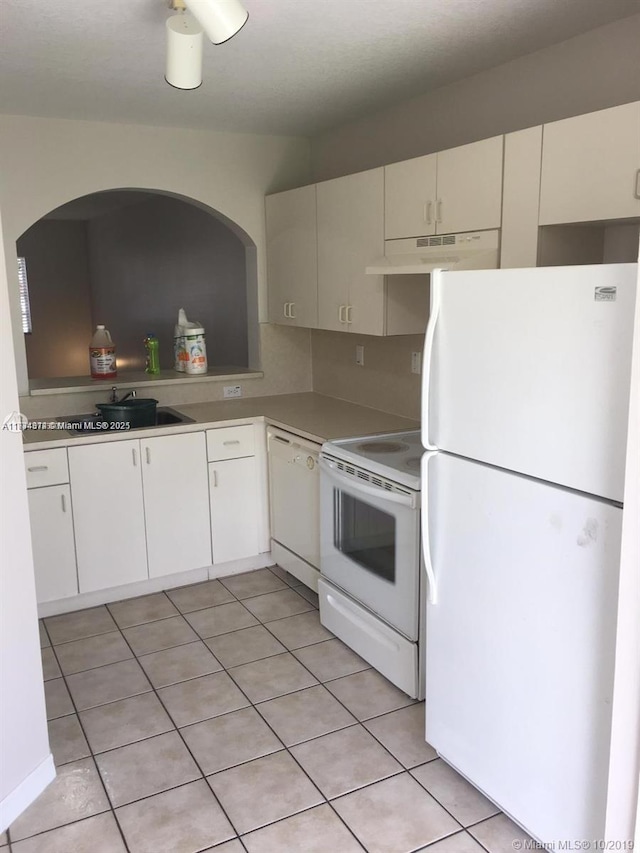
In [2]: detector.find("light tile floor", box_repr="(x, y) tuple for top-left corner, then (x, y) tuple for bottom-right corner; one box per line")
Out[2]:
(7, 566), (535, 853)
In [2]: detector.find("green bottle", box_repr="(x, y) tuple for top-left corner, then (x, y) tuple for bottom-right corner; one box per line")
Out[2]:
(144, 333), (161, 375)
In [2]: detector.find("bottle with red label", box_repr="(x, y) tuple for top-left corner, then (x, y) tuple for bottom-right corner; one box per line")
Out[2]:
(89, 325), (117, 379)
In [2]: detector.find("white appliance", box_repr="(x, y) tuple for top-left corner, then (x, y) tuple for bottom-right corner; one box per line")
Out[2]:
(267, 426), (321, 591)
(365, 229), (499, 275)
(421, 263), (637, 844)
(318, 430), (424, 698)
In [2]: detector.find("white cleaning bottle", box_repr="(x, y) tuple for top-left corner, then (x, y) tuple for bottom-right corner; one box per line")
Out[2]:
(90, 325), (117, 379)
(174, 308), (188, 372)
(184, 321), (207, 375)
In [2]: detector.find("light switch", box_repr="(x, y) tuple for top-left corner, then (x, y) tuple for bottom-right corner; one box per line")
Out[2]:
(355, 345), (364, 366)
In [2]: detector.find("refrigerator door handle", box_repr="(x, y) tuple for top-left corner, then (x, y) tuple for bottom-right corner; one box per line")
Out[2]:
(422, 269), (443, 451)
(421, 451), (438, 604)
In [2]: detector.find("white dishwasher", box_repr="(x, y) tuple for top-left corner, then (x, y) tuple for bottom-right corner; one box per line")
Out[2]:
(267, 426), (321, 591)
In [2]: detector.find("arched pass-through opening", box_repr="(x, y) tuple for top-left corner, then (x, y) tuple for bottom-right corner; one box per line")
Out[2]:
(15, 188), (260, 383)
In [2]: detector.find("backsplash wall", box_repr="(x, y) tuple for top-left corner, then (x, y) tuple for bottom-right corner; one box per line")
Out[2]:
(19, 323), (313, 419)
(311, 331), (424, 421)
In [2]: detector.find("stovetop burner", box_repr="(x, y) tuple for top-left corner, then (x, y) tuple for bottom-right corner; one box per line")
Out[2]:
(322, 429), (423, 491)
(356, 440), (409, 454)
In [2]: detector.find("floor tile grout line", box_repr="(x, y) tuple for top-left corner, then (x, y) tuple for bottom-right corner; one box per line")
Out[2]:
(40, 576), (354, 846)
(103, 612), (248, 844)
(35, 569), (486, 852)
(227, 578), (471, 846)
(52, 622), (136, 853)
(198, 592), (437, 847)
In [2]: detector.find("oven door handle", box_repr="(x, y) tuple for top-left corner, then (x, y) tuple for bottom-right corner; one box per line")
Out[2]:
(319, 457), (417, 509)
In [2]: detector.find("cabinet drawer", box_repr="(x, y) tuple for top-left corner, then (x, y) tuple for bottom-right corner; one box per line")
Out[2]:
(207, 425), (255, 461)
(25, 448), (69, 488)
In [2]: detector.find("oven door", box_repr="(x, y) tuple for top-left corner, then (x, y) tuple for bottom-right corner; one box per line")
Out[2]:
(319, 456), (420, 640)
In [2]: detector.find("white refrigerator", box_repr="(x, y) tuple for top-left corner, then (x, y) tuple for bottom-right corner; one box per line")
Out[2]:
(420, 263), (638, 844)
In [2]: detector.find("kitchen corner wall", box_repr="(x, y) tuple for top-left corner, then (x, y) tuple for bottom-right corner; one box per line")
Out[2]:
(311, 331), (424, 421)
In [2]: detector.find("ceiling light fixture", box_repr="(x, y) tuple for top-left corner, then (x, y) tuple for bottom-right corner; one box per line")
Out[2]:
(185, 0), (249, 45)
(165, 0), (248, 90)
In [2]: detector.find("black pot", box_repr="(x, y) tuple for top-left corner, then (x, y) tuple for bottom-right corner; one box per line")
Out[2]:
(96, 398), (158, 429)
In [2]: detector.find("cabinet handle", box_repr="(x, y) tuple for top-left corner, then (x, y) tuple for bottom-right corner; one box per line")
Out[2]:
(435, 198), (443, 223)
(212, 469), (218, 487)
(223, 440), (240, 446)
(283, 302), (288, 318)
(338, 305), (346, 324)
(635, 169), (640, 200)
(61, 493), (67, 513)
(132, 448), (137, 467)
(424, 201), (433, 225)
(346, 305), (353, 324)
(27, 465), (48, 472)
(145, 447), (151, 465)
(289, 302), (296, 319)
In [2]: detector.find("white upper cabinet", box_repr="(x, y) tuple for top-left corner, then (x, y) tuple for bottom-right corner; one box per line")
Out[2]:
(385, 153), (437, 239)
(317, 167), (386, 335)
(385, 136), (504, 239)
(435, 136), (503, 234)
(266, 184), (318, 328)
(140, 432), (211, 579)
(539, 102), (640, 225)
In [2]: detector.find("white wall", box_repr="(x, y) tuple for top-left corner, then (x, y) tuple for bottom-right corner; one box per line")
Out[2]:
(0, 206), (54, 831)
(0, 114), (312, 396)
(311, 15), (640, 181)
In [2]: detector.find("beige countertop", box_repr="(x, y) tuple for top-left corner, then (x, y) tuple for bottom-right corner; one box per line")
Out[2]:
(22, 392), (419, 451)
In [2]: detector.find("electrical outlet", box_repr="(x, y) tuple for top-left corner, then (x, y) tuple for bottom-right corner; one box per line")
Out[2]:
(223, 385), (242, 398)
(355, 345), (365, 366)
(411, 352), (422, 374)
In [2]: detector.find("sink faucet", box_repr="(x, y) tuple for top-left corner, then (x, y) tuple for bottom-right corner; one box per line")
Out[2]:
(110, 386), (137, 404)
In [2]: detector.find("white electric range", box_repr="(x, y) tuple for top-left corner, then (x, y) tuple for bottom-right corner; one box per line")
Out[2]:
(318, 430), (424, 698)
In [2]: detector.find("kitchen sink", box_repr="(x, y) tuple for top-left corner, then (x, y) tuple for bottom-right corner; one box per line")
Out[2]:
(61, 406), (195, 436)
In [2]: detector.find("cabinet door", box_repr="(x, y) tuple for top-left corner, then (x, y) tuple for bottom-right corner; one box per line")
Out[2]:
(141, 432), (212, 578)
(28, 485), (78, 603)
(317, 168), (386, 335)
(539, 102), (640, 225)
(69, 440), (148, 593)
(266, 185), (318, 328)
(385, 153), (437, 239)
(436, 135), (503, 234)
(209, 457), (260, 564)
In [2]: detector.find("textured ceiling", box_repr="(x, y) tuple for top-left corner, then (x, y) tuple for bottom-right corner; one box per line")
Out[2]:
(0, 0), (637, 137)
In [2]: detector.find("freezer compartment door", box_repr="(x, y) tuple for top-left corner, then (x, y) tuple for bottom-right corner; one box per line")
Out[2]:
(425, 263), (637, 501)
(319, 578), (419, 698)
(425, 452), (621, 843)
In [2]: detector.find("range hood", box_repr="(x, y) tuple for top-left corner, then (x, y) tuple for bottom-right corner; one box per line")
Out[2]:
(366, 229), (500, 275)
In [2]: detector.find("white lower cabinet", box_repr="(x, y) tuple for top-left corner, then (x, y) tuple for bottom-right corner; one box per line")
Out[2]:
(68, 439), (148, 593)
(69, 432), (212, 593)
(141, 432), (211, 578)
(207, 424), (265, 565)
(27, 485), (78, 603)
(209, 457), (260, 564)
